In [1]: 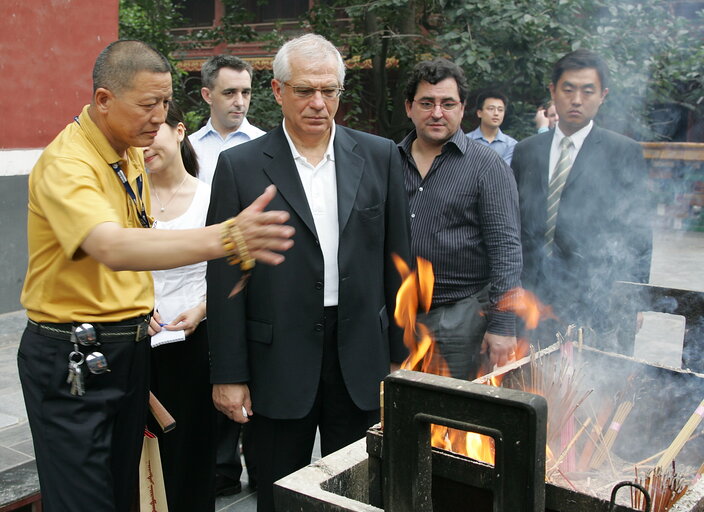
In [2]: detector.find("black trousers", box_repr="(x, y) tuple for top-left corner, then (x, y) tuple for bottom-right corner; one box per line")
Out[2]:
(150, 321), (217, 512)
(17, 326), (150, 512)
(215, 410), (257, 483)
(253, 307), (379, 512)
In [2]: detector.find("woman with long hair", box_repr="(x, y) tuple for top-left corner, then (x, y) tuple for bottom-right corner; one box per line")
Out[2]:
(145, 102), (216, 511)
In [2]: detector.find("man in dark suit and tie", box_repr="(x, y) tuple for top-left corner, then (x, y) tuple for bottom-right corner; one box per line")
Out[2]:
(206, 33), (411, 511)
(511, 49), (653, 348)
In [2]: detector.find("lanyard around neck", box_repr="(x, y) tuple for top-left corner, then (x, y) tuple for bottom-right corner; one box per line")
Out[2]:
(109, 162), (151, 228)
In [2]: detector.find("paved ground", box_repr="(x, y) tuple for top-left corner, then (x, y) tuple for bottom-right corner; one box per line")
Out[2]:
(0, 228), (702, 510)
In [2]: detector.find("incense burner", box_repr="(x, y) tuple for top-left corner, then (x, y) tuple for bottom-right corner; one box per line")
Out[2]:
(275, 344), (704, 512)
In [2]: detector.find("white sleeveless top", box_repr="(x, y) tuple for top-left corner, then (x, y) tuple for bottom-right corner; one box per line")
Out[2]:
(152, 180), (210, 324)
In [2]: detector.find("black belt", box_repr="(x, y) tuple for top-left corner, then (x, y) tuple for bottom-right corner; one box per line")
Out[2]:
(26, 315), (150, 343)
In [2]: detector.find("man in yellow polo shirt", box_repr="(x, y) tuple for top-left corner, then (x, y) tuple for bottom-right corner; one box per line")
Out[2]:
(18, 39), (294, 512)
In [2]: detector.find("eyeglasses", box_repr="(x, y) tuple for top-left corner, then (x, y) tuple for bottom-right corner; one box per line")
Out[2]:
(414, 100), (462, 112)
(483, 105), (505, 113)
(283, 82), (344, 99)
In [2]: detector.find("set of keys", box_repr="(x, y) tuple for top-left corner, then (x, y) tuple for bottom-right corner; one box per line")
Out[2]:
(67, 323), (110, 396)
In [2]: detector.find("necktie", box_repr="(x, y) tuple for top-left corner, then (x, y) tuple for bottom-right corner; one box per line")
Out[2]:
(545, 136), (574, 254)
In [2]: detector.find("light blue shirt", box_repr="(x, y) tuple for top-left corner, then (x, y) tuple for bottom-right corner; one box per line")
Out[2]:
(466, 127), (517, 165)
(189, 117), (265, 185)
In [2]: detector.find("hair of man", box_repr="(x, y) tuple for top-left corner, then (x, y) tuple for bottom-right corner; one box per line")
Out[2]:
(162, 101), (200, 178)
(404, 58), (469, 105)
(272, 33), (345, 85)
(475, 89), (508, 112)
(200, 54), (254, 90)
(92, 39), (171, 94)
(551, 49), (610, 90)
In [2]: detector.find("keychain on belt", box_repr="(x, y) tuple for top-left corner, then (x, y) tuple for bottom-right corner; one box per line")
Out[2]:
(67, 324), (111, 396)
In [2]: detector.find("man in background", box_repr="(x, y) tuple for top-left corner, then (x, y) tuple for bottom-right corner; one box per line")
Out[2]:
(466, 90), (518, 165)
(400, 58), (522, 380)
(534, 100), (559, 133)
(190, 55), (265, 185)
(190, 54), (266, 496)
(512, 49), (652, 347)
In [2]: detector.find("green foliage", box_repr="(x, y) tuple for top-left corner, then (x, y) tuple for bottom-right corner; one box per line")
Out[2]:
(118, 0), (185, 58)
(432, 0), (704, 140)
(189, 0), (257, 45)
(302, 0), (441, 140)
(247, 69), (283, 132)
(304, 0), (703, 141)
(120, 0), (704, 141)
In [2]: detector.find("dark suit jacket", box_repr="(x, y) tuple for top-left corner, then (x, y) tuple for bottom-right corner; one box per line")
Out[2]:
(511, 126), (653, 332)
(206, 125), (411, 419)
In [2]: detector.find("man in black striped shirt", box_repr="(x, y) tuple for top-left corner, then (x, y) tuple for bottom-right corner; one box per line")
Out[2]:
(398, 58), (523, 380)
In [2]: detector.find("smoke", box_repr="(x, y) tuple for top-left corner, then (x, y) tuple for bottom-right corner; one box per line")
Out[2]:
(500, 343), (704, 480)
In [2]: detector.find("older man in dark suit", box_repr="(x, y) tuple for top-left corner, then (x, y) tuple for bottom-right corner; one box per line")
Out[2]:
(511, 49), (653, 347)
(206, 33), (411, 511)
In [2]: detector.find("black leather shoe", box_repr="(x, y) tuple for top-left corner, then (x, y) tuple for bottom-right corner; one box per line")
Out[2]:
(215, 475), (242, 497)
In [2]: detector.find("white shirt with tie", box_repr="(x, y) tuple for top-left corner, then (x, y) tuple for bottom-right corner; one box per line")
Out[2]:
(548, 120), (594, 181)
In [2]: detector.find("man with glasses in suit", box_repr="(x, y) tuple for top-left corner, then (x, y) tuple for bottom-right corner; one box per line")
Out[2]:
(206, 33), (411, 512)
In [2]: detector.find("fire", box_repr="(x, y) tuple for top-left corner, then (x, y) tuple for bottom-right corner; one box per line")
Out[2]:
(497, 287), (556, 331)
(393, 254), (447, 375)
(392, 257), (550, 466)
(393, 256), (494, 463)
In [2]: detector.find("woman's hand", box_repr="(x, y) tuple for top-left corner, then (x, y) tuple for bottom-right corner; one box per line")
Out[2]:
(163, 302), (206, 336)
(148, 310), (164, 336)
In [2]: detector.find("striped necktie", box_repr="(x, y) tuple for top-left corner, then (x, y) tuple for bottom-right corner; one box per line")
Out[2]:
(545, 136), (574, 254)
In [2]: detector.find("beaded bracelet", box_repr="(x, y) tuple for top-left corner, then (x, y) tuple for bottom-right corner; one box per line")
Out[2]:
(220, 218), (241, 266)
(220, 217), (256, 297)
(227, 218), (255, 271)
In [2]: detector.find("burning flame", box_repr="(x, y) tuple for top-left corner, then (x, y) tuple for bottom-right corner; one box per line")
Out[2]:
(392, 257), (551, 465)
(496, 287), (556, 331)
(393, 254), (447, 375)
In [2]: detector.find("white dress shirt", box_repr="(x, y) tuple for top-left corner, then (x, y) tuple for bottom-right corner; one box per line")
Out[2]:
(282, 120), (340, 306)
(548, 121), (593, 181)
(189, 117), (265, 185)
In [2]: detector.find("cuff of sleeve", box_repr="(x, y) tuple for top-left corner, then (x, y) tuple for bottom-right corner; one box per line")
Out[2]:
(486, 310), (517, 337)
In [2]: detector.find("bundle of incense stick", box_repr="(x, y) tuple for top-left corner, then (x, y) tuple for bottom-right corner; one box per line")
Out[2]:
(559, 334), (576, 471)
(589, 400), (633, 469)
(577, 398), (613, 471)
(634, 432), (702, 467)
(513, 343), (591, 450)
(655, 398), (704, 472)
(547, 417), (591, 478)
(632, 465), (688, 512)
